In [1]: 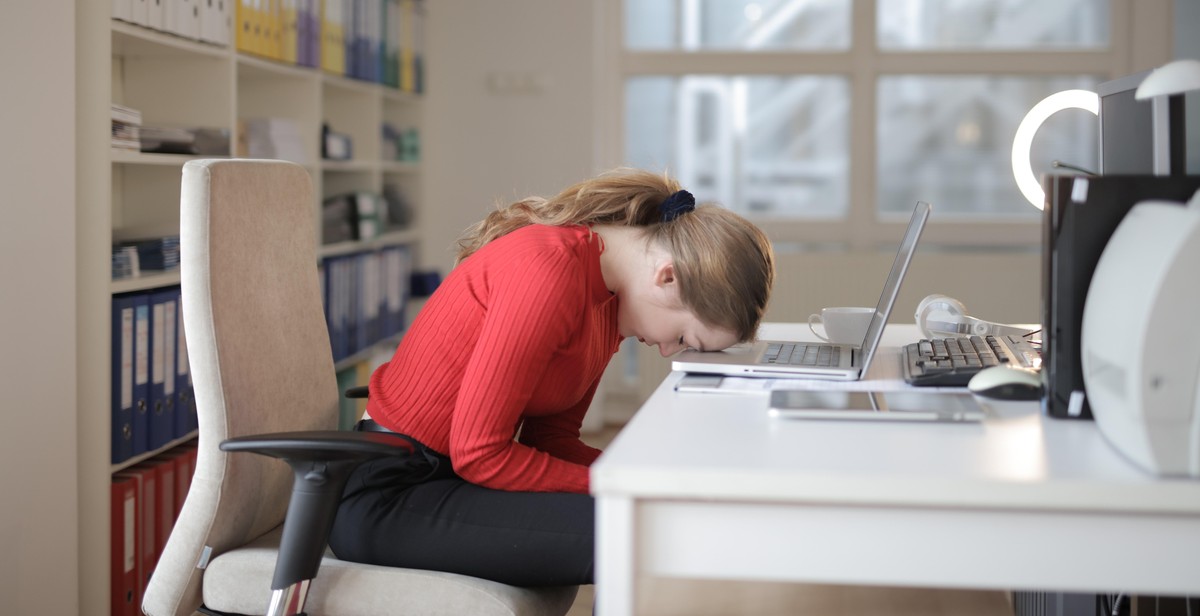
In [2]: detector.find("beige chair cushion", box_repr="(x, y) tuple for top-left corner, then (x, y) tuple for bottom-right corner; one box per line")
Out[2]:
(204, 527), (579, 616)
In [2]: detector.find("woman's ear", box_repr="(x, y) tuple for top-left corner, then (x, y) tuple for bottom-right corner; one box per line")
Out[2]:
(654, 261), (676, 287)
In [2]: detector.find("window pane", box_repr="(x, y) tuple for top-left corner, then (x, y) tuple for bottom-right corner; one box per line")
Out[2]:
(878, 0), (1110, 50)
(877, 75), (1099, 218)
(626, 75), (850, 218)
(626, 0), (851, 51)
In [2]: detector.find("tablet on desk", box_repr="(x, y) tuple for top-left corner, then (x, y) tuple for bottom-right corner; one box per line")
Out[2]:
(768, 390), (985, 422)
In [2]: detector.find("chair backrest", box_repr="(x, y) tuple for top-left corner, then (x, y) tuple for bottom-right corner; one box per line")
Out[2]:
(144, 159), (340, 616)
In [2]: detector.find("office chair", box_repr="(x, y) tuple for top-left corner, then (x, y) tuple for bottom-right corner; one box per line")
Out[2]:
(142, 159), (579, 616)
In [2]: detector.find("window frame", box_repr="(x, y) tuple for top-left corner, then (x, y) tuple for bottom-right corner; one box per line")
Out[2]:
(595, 0), (1172, 251)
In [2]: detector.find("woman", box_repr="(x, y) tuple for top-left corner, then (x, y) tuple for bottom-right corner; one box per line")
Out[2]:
(329, 167), (774, 586)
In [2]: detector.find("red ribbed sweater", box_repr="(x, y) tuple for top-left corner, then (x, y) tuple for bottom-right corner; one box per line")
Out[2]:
(367, 224), (621, 493)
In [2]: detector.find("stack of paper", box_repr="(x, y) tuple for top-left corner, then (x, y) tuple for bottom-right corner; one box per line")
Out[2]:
(111, 104), (142, 152)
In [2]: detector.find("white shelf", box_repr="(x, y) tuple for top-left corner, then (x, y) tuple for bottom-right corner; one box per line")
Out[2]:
(111, 271), (182, 294)
(322, 72), (382, 95)
(111, 19), (230, 59)
(111, 431), (199, 474)
(236, 53), (320, 80)
(111, 151), (221, 166)
(319, 228), (421, 259)
(321, 159), (377, 173)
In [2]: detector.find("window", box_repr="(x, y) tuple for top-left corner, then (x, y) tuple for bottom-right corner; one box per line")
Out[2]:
(625, 0), (852, 50)
(626, 75), (850, 218)
(606, 0), (1151, 248)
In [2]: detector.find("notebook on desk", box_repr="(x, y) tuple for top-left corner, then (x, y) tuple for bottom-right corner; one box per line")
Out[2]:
(672, 201), (931, 380)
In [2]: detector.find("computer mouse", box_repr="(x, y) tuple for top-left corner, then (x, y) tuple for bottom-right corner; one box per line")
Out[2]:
(967, 365), (1043, 401)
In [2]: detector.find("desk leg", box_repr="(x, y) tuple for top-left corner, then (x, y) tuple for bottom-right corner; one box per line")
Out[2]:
(596, 495), (636, 616)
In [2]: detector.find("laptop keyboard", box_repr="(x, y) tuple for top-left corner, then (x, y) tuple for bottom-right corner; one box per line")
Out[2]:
(760, 343), (842, 367)
(903, 334), (1041, 386)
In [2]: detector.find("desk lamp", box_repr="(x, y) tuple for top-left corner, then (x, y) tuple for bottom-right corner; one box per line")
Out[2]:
(1010, 89), (1099, 209)
(1135, 58), (1200, 175)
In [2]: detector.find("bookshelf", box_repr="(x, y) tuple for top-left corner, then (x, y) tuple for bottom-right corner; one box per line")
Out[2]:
(77, 5), (424, 614)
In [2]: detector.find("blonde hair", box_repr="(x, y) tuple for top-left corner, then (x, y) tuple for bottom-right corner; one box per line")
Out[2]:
(456, 168), (775, 341)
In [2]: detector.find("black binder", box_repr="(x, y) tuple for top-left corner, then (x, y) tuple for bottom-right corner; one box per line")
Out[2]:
(1041, 174), (1200, 420)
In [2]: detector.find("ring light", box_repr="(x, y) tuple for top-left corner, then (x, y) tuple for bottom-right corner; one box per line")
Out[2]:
(1010, 89), (1099, 209)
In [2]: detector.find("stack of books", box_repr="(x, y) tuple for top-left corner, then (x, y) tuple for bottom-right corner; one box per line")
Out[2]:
(111, 104), (142, 152)
(117, 236), (180, 272)
(111, 245), (141, 280)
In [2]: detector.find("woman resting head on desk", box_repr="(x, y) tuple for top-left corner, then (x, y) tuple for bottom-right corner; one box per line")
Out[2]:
(329, 167), (775, 586)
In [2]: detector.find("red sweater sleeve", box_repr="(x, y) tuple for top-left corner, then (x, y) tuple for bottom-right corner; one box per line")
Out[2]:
(519, 379), (604, 467)
(448, 244), (595, 493)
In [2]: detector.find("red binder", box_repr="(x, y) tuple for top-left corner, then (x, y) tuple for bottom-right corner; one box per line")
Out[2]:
(155, 460), (177, 559)
(115, 464), (158, 605)
(110, 477), (139, 616)
(159, 445), (196, 518)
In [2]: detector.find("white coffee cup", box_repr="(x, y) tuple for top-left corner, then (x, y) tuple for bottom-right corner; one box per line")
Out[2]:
(808, 307), (874, 345)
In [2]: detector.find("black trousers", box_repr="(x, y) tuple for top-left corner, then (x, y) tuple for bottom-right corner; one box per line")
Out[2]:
(327, 421), (595, 587)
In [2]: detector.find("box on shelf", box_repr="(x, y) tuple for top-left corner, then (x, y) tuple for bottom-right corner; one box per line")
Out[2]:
(322, 123), (354, 161)
(239, 117), (310, 164)
(322, 192), (387, 244)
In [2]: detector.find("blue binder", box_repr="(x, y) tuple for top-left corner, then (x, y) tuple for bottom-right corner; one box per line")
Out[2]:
(148, 289), (178, 450)
(339, 255), (353, 359)
(393, 244), (411, 336)
(346, 0), (359, 80)
(132, 295), (151, 456)
(324, 256), (342, 360)
(380, 247), (397, 338)
(355, 252), (369, 352)
(111, 295), (138, 463)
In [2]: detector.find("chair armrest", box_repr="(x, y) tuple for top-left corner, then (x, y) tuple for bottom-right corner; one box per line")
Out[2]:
(344, 385), (370, 399)
(220, 431), (414, 590)
(220, 430), (411, 460)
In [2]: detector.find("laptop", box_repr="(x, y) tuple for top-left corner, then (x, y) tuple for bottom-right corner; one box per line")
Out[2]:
(671, 201), (931, 380)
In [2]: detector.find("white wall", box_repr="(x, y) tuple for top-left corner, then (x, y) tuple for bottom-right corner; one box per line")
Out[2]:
(421, 0), (599, 272)
(0, 1), (79, 614)
(1176, 0), (1200, 174)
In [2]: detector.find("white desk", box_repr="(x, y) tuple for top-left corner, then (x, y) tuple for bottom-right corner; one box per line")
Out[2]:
(591, 324), (1200, 616)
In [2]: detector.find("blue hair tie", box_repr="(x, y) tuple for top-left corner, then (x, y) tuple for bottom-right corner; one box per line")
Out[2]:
(659, 190), (695, 222)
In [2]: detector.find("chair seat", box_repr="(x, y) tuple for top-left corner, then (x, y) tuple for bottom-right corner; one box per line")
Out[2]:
(203, 526), (579, 616)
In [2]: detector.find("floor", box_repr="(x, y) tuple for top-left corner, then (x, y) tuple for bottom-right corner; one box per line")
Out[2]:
(573, 411), (1014, 616)
(567, 580), (1013, 616)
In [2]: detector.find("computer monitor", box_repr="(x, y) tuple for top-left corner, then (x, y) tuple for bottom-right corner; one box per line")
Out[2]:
(1097, 70), (1188, 175)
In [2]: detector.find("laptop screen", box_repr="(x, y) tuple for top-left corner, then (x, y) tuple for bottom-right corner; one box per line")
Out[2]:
(855, 201), (931, 373)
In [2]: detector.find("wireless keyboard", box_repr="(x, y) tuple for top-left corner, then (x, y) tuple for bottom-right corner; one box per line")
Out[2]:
(902, 334), (1041, 387)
